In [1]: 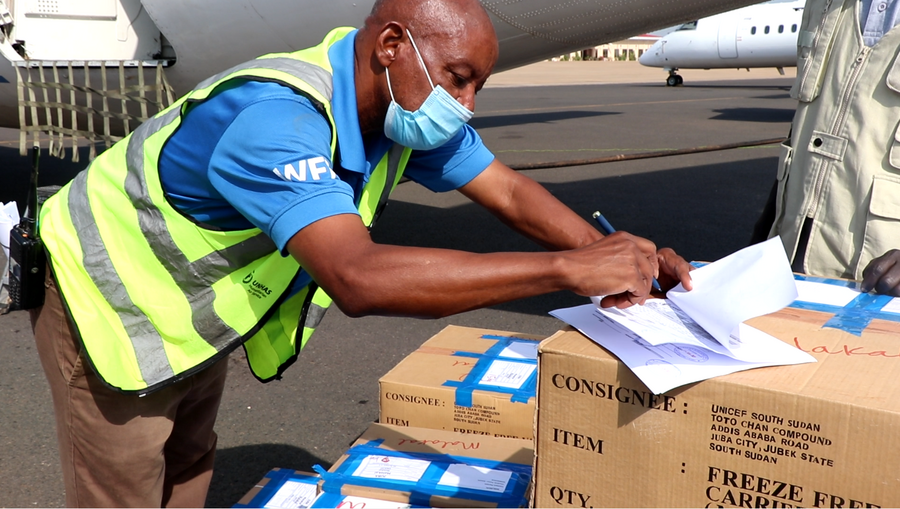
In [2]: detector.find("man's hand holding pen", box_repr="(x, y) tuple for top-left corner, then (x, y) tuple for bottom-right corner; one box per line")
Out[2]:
(578, 211), (693, 308)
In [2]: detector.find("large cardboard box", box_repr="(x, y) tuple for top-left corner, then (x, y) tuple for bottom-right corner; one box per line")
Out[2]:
(534, 304), (900, 508)
(379, 326), (544, 440)
(317, 423), (534, 508)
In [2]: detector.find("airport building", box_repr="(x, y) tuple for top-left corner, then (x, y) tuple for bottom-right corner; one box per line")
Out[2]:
(555, 34), (661, 62)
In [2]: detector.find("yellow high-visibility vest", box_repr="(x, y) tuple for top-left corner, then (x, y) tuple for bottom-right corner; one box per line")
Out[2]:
(40, 27), (410, 394)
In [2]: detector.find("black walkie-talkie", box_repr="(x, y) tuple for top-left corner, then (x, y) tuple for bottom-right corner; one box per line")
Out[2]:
(8, 146), (46, 310)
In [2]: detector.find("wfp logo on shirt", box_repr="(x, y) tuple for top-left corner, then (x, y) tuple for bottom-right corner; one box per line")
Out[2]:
(272, 156), (337, 182)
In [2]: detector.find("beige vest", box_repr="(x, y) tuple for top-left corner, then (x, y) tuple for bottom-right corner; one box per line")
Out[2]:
(771, 0), (900, 279)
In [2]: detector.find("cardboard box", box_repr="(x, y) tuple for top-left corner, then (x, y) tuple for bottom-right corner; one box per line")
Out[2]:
(233, 469), (320, 508)
(317, 423), (533, 508)
(534, 303), (900, 508)
(379, 325), (544, 440)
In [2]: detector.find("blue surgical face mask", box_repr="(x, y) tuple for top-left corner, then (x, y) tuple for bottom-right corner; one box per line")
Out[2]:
(383, 29), (474, 150)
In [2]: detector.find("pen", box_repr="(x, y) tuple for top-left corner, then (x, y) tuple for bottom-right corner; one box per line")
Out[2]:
(592, 211), (663, 292)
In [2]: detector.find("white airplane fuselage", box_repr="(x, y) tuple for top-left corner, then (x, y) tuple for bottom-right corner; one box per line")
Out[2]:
(0, 0), (770, 132)
(639, 1), (803, 77)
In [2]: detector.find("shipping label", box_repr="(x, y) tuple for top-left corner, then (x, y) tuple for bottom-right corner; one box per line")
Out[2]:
(437, 464), (513, 494)
(351, 455), (431, 483)
(708, 404), (834, 467)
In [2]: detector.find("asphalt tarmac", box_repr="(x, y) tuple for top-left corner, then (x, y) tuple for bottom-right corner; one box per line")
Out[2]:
(0, 64), (796, 507)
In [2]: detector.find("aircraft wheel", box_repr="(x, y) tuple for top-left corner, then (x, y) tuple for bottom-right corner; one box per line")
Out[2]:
(675, 75), (684, 85)
(666, 75), (679, 87)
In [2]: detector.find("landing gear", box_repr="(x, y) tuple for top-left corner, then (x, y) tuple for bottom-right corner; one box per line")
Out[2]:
(666, 70), (683, 87)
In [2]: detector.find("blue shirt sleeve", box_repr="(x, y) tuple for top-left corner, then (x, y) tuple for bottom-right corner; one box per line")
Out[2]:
(208, 96), (360, 253)
(403, 124), (495, 192)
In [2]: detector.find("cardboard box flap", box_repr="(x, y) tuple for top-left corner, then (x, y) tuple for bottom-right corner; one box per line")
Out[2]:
(344, 422), (533, 464)
(742, 307), (900, 410)
(402, 325), (545, 353)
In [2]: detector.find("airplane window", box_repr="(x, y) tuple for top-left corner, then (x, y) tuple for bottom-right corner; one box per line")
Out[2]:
(778, 25), (784, 33)
(764, 25), (770, 34)
(676, 20), (698, 31)
(792, 24), (798, 32)
(751, 26), (757, 34)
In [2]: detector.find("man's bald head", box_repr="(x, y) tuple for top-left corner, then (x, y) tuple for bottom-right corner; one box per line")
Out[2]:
(353, 0), (498, 134)
(366, 0), (495, 45)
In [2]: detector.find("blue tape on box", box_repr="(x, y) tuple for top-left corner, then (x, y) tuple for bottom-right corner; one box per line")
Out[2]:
(441, 334), (539, 407)
(233, 469), (320, 508)
(791, 274), (900, 336)
(689, 262), (900, 336)
(313, 441), (531, 508)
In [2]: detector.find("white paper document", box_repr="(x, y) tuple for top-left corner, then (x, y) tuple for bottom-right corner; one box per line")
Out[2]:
(478, 360), (536, 389)
(553, 238), (815, 394)
(437, 464), (513, 494)
(498, 340), (539, 360)
(794, 279), (860, 307)
(881, 297), (900, 315)
(264, 480), (318, 509)
(351, 455), (431, 483)
(794, 279), (900, 315)
(0, 201), (19, 286)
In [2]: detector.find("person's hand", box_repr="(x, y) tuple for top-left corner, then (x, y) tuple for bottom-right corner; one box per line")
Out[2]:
(655, 247), (694, 293)
(861, 249), (900, 296)
(562, 231), (659, 309)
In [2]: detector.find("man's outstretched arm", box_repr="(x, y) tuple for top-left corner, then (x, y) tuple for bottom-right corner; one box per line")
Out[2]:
(457, 159), (694, 294)
(286, 212), (661, 318)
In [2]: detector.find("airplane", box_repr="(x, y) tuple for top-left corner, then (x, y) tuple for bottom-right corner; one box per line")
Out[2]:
(639, 0), (803, 86)
(0, 0), (769, 150)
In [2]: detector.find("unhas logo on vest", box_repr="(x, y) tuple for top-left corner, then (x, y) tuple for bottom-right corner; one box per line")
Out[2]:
(243, 271), (273, 299)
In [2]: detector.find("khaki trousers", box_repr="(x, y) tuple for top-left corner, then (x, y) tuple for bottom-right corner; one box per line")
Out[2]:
(31, 269), (228, 507)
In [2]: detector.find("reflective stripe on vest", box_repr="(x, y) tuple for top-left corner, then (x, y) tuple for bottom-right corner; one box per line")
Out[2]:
(40, 27), (410, 393)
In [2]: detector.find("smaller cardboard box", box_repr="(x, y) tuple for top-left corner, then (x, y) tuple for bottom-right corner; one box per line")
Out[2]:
(379, 325), (544, 440)
(233, 469), (320, 509)
(316, 423), (533, 508)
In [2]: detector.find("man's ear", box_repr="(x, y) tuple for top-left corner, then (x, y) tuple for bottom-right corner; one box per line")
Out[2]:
(375, 21), (405, 68)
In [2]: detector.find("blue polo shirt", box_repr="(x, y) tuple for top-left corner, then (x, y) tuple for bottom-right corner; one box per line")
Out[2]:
(158, 28), (494, 254)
